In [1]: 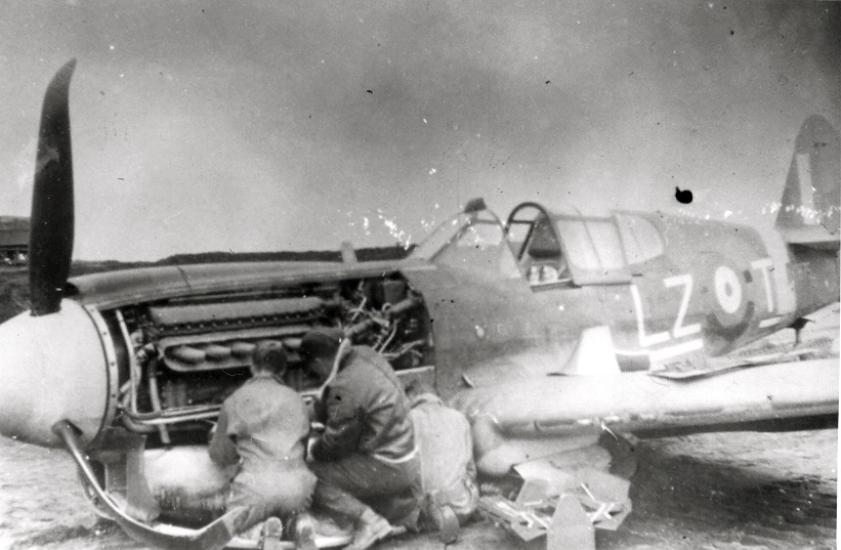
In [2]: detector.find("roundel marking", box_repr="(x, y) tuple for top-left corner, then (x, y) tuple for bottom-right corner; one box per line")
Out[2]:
(714, 265), (742, 314)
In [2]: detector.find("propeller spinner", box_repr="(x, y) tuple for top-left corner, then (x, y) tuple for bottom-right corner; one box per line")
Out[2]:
(29, 59), (76, 316)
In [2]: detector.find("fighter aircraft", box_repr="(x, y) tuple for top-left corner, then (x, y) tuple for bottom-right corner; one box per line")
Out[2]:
(0, 61), (837, 550)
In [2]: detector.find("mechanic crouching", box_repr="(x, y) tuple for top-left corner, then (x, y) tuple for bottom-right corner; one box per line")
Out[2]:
(208, 341), (317, 544)
(301, 327), (421, 550)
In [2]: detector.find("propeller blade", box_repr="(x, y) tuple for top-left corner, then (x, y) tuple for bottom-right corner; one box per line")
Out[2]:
(29, 59), (76, 316)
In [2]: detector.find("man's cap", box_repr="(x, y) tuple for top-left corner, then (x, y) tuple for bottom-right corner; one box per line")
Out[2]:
(299, 327), (345, 360)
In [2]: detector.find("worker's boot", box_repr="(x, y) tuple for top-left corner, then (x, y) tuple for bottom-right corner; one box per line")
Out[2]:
(425, 503), (459, 544)
(292, 512), (317, 550)
(259, 516), (284, 550)
(346, 509), (393, 550)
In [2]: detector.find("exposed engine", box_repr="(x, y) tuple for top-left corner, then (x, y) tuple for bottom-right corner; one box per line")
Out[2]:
(106, 272), (433, 447)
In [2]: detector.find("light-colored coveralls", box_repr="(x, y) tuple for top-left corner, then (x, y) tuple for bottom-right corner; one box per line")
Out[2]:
(409, 392), (479, 524)
(209, 373), (316, 533)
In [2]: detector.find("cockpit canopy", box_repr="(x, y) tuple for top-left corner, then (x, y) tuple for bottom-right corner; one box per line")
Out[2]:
(410, 207), (521, 280)
(412, 199), (666, 288)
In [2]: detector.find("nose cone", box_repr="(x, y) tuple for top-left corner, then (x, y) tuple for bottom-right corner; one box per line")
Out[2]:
(0, 300), (109, 446)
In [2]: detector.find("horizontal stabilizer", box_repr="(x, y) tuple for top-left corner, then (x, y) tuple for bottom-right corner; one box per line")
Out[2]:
(647, 346), (710, 379)
(776, 225), (840, 249)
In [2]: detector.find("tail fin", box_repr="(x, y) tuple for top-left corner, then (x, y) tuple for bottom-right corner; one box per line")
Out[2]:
(776, 115), (840, 246)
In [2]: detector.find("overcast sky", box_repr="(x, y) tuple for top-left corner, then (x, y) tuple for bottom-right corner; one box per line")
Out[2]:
(0, 1), (838, 260)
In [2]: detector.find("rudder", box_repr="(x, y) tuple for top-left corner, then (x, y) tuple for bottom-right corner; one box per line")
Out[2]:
(776, 115), (840, 243)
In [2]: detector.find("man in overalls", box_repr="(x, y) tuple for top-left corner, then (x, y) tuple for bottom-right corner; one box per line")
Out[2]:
(209, 341), (316, 546)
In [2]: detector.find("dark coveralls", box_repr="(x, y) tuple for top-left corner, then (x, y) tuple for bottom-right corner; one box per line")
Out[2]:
(209, 373), (316, 532)
(310, 346), (421, 525)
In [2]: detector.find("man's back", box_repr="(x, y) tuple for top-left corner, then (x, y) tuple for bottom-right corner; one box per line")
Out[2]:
(210, 374), (315, 510)
(223, 376), (309, 467)
(409, 393), (478, 521)
(313, 346), (415, 463)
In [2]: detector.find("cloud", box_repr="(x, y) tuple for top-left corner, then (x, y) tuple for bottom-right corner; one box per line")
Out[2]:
(0, 1), (837, 259)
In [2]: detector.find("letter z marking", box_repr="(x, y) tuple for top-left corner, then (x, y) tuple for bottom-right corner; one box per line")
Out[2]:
(663, 274), (701, 338)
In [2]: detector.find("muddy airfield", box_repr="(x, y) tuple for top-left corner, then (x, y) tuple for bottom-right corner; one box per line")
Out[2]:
(1, 307), (838, 550)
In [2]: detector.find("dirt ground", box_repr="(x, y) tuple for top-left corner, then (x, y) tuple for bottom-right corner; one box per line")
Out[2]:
(1, 306), (837, 550)
(1, 430), (836, 550)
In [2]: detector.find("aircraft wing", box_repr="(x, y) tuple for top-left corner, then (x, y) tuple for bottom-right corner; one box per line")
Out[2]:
(451, 357), (838, 438)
